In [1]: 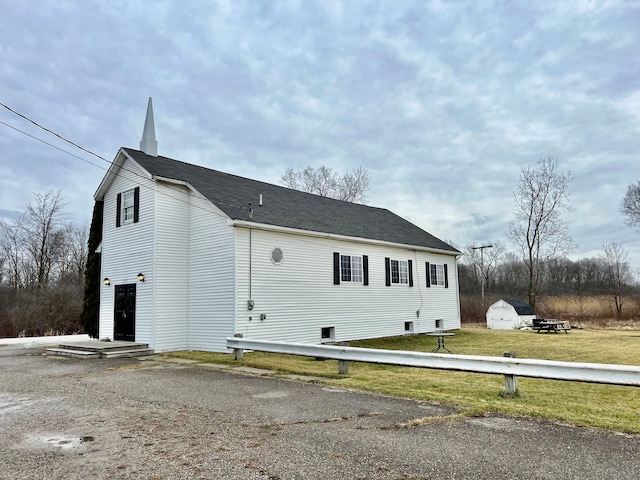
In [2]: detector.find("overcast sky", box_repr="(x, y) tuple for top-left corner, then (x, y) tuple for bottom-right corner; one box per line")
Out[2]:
(2, 1), (640, 270)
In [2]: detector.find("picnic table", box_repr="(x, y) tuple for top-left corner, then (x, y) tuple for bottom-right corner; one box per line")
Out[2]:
(532, 318), (570, 334)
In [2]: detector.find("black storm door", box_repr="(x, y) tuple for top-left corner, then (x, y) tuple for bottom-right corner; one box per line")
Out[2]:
(114, 284), (136, 341)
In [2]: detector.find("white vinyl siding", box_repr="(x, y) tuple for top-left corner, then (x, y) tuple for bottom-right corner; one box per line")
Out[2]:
(234, 228), (460, 344)
(99, 157), (154, 344)
(186, 193), (235, 352)
(152, 182), (190, 351)
(151, 184), (236, 352)
(99, 157), (236, 352)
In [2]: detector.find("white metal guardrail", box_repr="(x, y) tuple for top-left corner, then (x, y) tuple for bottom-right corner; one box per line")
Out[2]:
(226, 336), (640, 393)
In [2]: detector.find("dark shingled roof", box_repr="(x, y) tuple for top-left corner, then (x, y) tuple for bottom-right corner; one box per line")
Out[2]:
(124, 148), (459, 253)
(504, 299), (536, 316)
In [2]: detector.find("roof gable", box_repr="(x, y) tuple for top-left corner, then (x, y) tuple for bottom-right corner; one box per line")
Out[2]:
(119, 148), (459, 253)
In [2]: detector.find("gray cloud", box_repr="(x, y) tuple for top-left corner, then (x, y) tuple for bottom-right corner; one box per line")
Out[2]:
(1, 0), (640, 268)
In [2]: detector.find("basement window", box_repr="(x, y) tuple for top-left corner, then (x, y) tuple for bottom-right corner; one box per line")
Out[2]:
(321, 327), (335, 342)
(435, 319), (443, 330)
(404, 321), (414, 333)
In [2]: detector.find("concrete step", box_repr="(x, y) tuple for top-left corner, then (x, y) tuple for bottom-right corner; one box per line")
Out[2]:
(58, 342), (150, 353)
(45, 348), (101, 359)
(100, 348), (155, 359)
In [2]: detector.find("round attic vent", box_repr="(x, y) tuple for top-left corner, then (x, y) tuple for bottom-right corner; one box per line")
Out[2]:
(271, 248), (283, 264)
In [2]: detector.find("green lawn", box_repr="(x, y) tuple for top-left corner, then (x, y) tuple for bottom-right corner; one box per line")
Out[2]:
(163, 328), (640, 434)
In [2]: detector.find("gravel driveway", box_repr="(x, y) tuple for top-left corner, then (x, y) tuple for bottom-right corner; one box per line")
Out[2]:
(1, 345), (638, 480)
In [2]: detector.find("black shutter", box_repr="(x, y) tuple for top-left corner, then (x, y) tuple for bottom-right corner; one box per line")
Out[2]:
(363, 255), (369, 286)
(425, 262), (431, 288)
(444, 263), (449, 288)
(133, 187), (140, 223)
(333, 252), (340, 285)
(385, 257), (391, 286)
(408, 259), (413, 287)
(116, 193), (121, 227)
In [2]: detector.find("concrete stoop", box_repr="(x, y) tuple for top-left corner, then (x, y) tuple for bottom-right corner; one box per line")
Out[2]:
(46, 341), (153, 359)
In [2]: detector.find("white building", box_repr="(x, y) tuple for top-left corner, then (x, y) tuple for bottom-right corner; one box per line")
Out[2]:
(93, 99), (461, 352)
(486, 299), (536, 330)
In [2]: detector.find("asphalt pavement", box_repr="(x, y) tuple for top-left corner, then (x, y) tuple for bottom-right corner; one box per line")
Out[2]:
(0, 343), (638, 479)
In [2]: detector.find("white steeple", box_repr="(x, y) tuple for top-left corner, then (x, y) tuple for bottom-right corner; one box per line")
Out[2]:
(139, 97), (158, 156)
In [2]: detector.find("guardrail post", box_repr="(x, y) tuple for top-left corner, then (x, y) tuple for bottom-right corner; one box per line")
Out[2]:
(233, 333), (244, 361)
(502, 352), (518, 397)
(337, 342), (349, 375)
(338, 359), (349, 375)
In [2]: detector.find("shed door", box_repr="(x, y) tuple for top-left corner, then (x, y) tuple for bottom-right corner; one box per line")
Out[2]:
(114, 284), (136, 342)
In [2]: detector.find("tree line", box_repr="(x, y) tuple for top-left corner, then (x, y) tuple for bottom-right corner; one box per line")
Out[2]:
(458, 242), (637, 317)
(0, 191), (87, 337)
(1, 158), (638, 338)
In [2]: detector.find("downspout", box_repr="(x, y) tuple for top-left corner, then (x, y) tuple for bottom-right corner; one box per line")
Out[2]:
(247, 204), (254, 312)
(414, 249), (424, 322)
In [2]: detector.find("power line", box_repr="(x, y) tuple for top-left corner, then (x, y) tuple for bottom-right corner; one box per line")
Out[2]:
(1, 101), (110, 163)
(0, 103), (248, 219)
(0, 120), (107, 172)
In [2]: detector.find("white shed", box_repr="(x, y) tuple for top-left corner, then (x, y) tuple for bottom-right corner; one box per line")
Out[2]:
(486, 299), (536, 330)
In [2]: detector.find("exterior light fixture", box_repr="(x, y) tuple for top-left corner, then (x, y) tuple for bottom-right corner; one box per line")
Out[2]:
(137, 273), (145, 282)
(103, 278), (111, 286)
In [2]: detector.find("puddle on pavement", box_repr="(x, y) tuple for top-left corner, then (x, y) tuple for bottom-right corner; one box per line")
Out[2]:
(28, 434), (95, 450)
(0, 393), (37, 417)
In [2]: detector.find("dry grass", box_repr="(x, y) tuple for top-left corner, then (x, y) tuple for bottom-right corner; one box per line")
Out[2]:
(537, 295), (640, 327)
(462, 294), (640, 328)
(164, 328), (640, 434)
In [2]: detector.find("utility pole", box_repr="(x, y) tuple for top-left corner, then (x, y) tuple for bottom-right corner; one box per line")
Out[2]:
(472, 244), (493, 303)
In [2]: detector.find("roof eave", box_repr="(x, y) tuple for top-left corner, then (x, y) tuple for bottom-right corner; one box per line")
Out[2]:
(93, 148), (153, 200)
(152, 175), (231, 220)
(231, 220), (460, 256)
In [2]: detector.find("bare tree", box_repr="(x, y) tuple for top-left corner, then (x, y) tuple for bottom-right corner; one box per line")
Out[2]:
(0, 214), (27, 288)
(22, 190), (68, 287)
(507, 156), (574, 308)
(602, 243), (632, 316)
(280, 165), (370, 203)
(621, 180), (640, 227)
(464, 241), (505, 300)
(59, 221), (89, 282)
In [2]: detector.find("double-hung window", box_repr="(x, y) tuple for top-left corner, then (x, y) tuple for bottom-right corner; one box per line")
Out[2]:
(341, 255), (363, 282)
(116, 187), (140, 227)
(122, 190), (135, 224)
(333, 252), (368, 285)
(384, 258), (413, 287)
(426, 262), (448, 288)
(390, 259), (408, 284)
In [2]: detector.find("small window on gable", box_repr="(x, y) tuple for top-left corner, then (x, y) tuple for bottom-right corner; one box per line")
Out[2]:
(122, 190), (135, 223)
(116, 187), (140, 227)
(271, 248), (283, 264)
